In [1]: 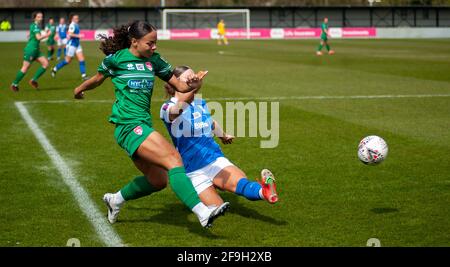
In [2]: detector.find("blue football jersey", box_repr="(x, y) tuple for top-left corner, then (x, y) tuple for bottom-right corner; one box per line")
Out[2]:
(160, 97), (224, 173)
(67, 22), (80, 47)
(57, 23), (67, 39)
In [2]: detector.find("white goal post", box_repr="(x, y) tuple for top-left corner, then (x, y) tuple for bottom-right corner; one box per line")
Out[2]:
(161, 9), (251, 39)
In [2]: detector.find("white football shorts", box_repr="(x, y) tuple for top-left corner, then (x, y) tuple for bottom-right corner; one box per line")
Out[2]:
(57, 38), (68, 46)
(66, 44), (82, 57)
(186, 157), (234, 195)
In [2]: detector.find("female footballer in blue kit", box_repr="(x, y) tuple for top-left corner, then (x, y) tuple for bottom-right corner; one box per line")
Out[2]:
(56, 17), (68, 60)
(160, 66), (279, 206)
(52, 14), (88, 80)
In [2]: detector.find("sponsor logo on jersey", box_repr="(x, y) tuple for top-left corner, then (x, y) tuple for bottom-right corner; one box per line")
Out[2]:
(134, 126), (143, 135)
(194, 121), (209, 130)
(127, 63), (135, 70)
(192, 111), (201, 120)
(135, 63), (145, 71)
(145, 62), (153, 71)
(127, 79), (154, 89)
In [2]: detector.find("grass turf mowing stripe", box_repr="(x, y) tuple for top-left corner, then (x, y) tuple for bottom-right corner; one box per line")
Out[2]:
(16, 93), (450, 104)
(14, 101), (124, 247)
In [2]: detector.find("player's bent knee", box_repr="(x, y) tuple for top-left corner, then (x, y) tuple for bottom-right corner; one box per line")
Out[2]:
(77, 53), (84, 61)
(161, 150), (183, 170)
(167, 156), (183, 170)
(149, 178), (167, 190)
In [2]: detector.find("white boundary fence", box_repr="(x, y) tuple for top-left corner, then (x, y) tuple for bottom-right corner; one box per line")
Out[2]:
(1, 27), (450, 42)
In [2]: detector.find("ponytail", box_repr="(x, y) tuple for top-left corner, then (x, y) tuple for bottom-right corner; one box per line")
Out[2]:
(98, 20), (156, 56)
(98, 24), (130, 55)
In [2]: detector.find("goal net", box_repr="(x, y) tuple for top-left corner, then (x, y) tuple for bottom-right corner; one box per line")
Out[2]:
(161, 9), (251, 39)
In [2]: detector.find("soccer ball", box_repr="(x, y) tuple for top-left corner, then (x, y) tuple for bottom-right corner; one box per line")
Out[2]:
(358, 135), (388, 165)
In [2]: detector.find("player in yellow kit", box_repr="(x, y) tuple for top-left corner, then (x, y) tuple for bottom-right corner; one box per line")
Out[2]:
(217, 19), (228, 45)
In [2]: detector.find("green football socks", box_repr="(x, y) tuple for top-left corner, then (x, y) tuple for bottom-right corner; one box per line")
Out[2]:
(120, 175), (159, 201)
(47, 49), (54, 59)
(32, 66), (47, 81)
(117, 167), (202, 211)
(168, 166), (201, 210)
(12, 70), (25, 85)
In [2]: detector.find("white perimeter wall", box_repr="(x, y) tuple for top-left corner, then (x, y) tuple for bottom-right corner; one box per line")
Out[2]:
(0, 31), (28, 42)
(376, 27), (450, 38)
(1, 28), (450, 42)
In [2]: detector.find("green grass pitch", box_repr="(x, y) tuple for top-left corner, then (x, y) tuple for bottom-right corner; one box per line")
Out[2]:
(1, 39), (449, 247)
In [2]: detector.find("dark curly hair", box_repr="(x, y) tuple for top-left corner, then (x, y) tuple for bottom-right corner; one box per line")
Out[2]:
(98, 20), (157, 55)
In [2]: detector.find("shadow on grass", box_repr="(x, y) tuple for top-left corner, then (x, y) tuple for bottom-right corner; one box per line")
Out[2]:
(118, 191), (287, 238)
(219, 192), (288, 226)
(370, 207), (399, 214)
(119, 203), (226, 240)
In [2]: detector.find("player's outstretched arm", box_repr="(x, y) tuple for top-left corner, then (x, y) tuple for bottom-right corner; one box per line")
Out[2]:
(167, 88), (198, 122)
(213, 120), (235, 144)
(73, 72), (107, 99)
(168, 70), (208, 93)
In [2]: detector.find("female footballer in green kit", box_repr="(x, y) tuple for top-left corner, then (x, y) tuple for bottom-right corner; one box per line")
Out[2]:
(10, 11), (50, 91)
(316, 17), (335, 56)
(73, 21), (229, 228)
(45, 17), (57, 60)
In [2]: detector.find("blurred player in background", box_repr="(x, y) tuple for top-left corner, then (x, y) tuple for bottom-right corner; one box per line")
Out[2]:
(217, 19), (228, 45)
(1, 19), (11, 31)
(316, 17), (334, 56)
(161, 66), (279, 207)
(56, 17), (67, 60)
(45, 17), (56, 60)
(52, 14), (89, 80)
(72, 21), (229, 228)
(10, 11), (50, 91)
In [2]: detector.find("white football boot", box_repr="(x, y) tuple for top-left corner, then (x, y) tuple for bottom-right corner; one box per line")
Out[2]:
(103, 193), (122, 224)
(199, 202), (230, 228)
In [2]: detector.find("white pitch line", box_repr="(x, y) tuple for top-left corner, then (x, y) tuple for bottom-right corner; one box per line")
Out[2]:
(18, 94), (450, 104)
(210, 94), (450, 101)
(15, 101), (124, 247)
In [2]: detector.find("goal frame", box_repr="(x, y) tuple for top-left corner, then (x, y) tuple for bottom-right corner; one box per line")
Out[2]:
(161, 9), (251, 39)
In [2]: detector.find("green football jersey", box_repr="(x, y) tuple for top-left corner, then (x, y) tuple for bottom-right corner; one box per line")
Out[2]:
(321, 22), (328, 37)
(25, 22), (42, 51)
(97, 49), (173, 125)
(45, 23), (56, 40)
